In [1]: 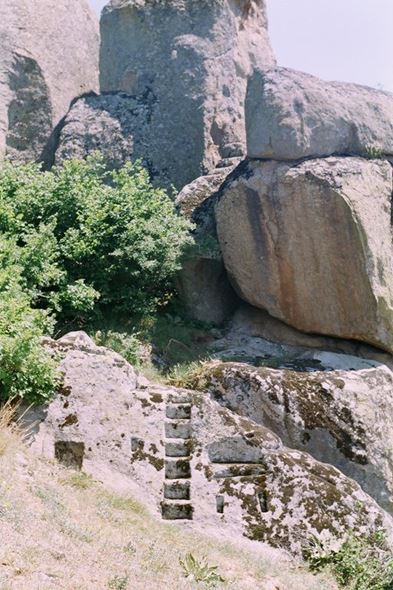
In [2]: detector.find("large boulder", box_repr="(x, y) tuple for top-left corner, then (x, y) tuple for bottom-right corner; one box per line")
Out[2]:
(246, 67), (393, 160)
(0, 0), (99, 163)
(215, 157), (393, 353)
(30, 332), (393, 555)
(54, 93), (149, 168)
(198, 360), (393, 514)
(99, 0), (275, 189)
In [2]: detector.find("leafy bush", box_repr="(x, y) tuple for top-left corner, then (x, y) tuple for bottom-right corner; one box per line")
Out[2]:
(0, 155), (193, 402)
(0, 155), (193, 324)
(0, 237), (57, 403)
(306, 532), (393, 590)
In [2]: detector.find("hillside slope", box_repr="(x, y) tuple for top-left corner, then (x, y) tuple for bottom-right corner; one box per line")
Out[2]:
(0, 423), (336, 590)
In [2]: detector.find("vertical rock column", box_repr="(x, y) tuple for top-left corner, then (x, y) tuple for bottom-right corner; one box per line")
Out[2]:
(100, 0), (275, 190)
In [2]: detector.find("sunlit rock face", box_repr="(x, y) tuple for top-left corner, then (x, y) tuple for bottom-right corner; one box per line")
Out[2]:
(99, 0), (275, 189)
(216, 157), (393, 353)
(0, 0), (99, 163)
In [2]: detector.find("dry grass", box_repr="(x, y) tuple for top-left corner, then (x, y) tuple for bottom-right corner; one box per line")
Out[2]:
(0, 424), (337, 590)
(0, 400), (24, 457)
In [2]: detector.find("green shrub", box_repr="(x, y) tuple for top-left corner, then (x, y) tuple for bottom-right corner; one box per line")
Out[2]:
(0, 155), (193, 324)
(0, 155), (193, 402)
(0, 238), (57, 403)
(306, 532), (393, 590)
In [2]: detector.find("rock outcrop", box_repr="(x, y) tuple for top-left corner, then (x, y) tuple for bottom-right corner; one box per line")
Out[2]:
(199, 360), (393, 513)
(215, 157), (393, 352)
(246, 67), (393, 160)
(30, 333), (393, 556)
(0, 0), (99, 163)
(95, 0), (276, 189)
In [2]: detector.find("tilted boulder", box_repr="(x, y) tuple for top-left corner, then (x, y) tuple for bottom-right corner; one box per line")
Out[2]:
(198, 360), (393, 513)
(246, 67), (393, 160)
(99, 0), (275, 189)
(215, 157), (393, 352)
(0, 0), (99, 163)
(30, 332), (393, 555)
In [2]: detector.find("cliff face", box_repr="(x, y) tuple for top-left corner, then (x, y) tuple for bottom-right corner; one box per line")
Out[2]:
(0, 0), (99, 162)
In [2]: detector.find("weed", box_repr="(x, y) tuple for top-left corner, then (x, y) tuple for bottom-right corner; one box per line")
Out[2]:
(60, 470), (94, 490)
(363, 144), (384, 159)
(166, 359), (210, 389)
(180, 552), (225, 586)
(305, 531), (393, 590)
(108, 575), (129, 590)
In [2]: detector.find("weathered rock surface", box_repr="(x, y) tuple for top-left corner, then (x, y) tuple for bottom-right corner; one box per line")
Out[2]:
(228, 304), (393, 366)
(100, 0), (275, 189)
(30, 333), (393, 555)
(246, 67), (393, 160)
(199, 360), (393, 513)
(0, 0), (99, 163)
(55, 93), (149, 168)
(216, 157), (393, 352)
(176, 163), (240, 324)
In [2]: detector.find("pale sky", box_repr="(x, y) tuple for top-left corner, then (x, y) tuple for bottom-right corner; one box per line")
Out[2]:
(90, 0), (393, 92)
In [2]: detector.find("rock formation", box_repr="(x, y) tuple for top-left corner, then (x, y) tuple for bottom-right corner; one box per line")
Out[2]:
(215, 157), (393, 352)
(56, 0), (275, 189)
(30, 333), (393, 556)
(246, 67), (393, 160)
(55, 93), (148, 168)
(198, 360), (393, 514)
(0, 0), (99, 163)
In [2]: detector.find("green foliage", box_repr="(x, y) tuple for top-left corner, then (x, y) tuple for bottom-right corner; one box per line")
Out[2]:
(0, 238), (57, 403)
(93, 329), (147, 367)
(179, 552), (225, 587)
(0, 154), (193, 324)
(107, 575), (128, 590)
(363, 144), (384, 159)
(306, 532), (393, 590)
(0, 155), (193, 402)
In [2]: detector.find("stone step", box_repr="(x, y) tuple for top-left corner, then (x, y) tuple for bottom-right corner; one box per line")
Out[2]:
(165, 420), (192, 440)
(164, 480), (191, 500)
(167, 392), (192, 404)
(165, 439), (192, 457)
(165, 458), (191, 479)
(161, 500), (193, 520)
(166, 404), (192, 420)
(212, 463), (266, 479)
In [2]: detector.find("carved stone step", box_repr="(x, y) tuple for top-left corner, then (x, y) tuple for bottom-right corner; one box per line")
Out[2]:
(164, 480), (191, 500)
(212, 463), (267, 479)
(161, 500), (193, 520)
(167, 392), (192, 404)
(165, 458), (191, 479)
(165, 439), (192, 457)
(165, 420), (192, 439)
(166, 404), (192, 420)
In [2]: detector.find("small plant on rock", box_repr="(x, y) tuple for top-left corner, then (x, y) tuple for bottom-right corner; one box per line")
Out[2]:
(363, 144), (384, 159)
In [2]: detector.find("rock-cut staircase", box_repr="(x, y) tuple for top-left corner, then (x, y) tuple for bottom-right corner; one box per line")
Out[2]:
(161, 391), (193, 520)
